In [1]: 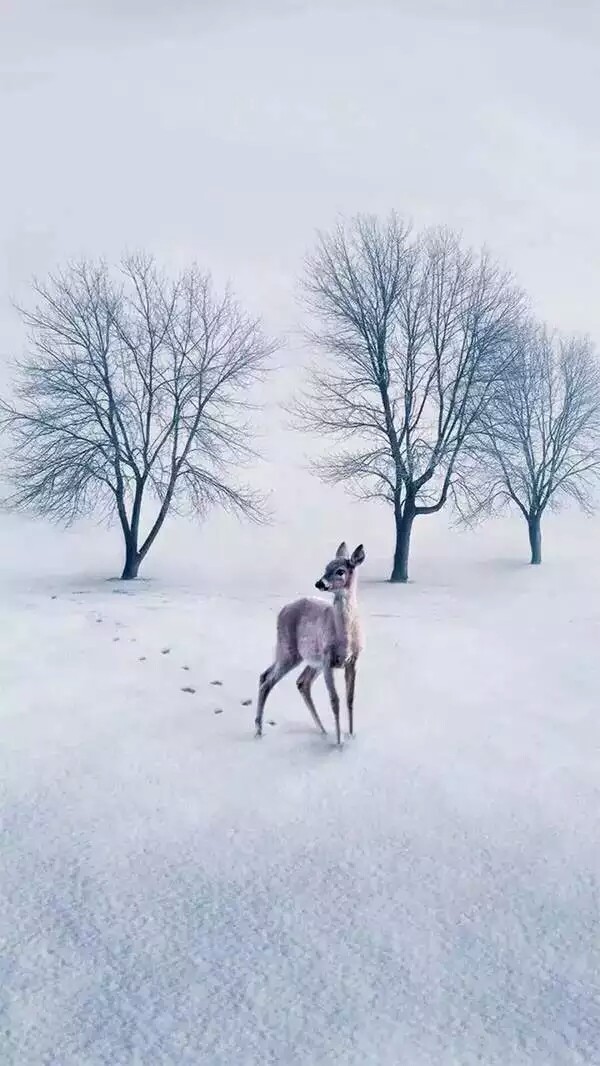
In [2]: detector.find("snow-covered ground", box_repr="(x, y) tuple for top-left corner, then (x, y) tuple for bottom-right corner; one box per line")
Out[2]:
(2, 515), (599, 1065)
(3, 2), (600, 1062)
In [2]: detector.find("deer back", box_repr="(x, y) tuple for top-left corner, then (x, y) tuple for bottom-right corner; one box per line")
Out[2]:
(277, 598), (338, 665)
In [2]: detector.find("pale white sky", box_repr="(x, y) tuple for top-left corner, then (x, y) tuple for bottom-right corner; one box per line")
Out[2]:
(2, 0), (599, 326)
(1, 0), (599, 574)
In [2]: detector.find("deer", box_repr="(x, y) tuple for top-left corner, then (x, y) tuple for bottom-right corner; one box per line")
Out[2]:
(255, 542), (365, 745)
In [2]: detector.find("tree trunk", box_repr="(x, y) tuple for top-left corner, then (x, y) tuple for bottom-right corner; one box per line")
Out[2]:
(121, 537), (141, 580)
(119, 480), (145, 580)
(390, 507), (415, 583)
(528, 514), (542, 565)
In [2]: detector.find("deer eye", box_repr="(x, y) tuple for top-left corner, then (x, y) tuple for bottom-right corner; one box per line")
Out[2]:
(335, 568), (345, 577)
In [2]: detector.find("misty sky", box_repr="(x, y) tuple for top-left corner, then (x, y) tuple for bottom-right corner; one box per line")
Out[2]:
(1, 0), (600, 568)
(2, 0), (600, 328)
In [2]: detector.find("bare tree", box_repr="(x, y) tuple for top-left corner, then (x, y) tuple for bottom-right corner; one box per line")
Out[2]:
(0, 257), (275, 578)
(295, 214), (523, 582)
(466, 323), (600, 564)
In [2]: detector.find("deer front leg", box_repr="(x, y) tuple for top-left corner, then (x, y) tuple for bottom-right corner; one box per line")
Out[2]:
(323, 662), (341, 746)
(344, 657), (357, 737)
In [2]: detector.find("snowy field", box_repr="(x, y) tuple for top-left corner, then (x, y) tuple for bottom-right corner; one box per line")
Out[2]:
(1, 514), (599, 1065)
(3, 1), (600, 1062)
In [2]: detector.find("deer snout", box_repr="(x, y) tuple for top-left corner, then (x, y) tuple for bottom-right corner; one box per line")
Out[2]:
(315, 579), (328, 591)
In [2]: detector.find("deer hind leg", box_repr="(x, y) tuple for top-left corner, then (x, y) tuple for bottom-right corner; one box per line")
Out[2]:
(344, 657), (357, 737)
(323, 662), (341, 746)
(296, 665), (327, 736)
(255, 658), (297, 737)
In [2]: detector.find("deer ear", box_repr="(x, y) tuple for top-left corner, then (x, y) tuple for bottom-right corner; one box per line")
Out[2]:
(335, 541), (349, 559)
(351, 544), (365, 566)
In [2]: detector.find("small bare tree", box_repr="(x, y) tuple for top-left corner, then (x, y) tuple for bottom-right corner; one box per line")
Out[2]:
(467, 324), (600, 564)
(0, 257), (275, 578)
(295, 214), (523, 582)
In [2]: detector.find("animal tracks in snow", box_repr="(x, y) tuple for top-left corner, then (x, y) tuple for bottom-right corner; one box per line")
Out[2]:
(96, 616), (255, 720)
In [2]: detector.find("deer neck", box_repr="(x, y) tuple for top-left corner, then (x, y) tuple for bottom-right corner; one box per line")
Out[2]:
(332, 585), (357, 646)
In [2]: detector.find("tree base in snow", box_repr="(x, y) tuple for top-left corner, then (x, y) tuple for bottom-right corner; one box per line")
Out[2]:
(121, 558), (141, 580)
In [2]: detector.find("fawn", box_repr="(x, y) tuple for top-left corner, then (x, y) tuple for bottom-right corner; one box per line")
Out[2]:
(255, 542), (365, 744)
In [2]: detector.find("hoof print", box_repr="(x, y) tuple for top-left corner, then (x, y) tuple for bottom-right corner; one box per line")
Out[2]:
(181, 686), (196, 694)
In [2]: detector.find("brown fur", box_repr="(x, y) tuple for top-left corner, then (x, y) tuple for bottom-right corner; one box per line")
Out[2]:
(255, 542), (365, 744)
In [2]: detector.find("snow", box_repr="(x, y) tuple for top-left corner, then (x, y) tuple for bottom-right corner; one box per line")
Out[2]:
(3, 2), (600, 1061)
(2, 516), (600, 1065)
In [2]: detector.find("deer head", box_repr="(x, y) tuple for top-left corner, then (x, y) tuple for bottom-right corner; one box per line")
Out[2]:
(315, 541), (366, 592)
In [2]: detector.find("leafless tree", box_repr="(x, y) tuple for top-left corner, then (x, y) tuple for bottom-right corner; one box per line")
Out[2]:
(0, 257), (275, 578)
(295, 214), (524, 582)
(465, 323), (600, 564)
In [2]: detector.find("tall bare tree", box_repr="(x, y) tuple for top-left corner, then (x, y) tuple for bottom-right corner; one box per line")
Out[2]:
(295, 214), (523, 582)
(0, 257), (275, 578)
(465, 324), (600, 564)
